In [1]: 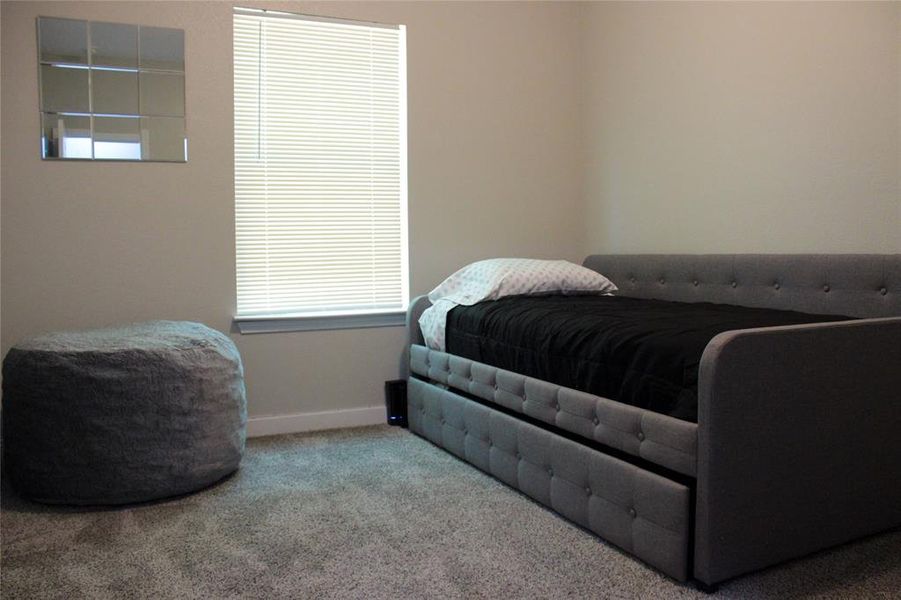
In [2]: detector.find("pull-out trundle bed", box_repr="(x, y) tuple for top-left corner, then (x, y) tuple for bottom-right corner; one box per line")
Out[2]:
(404, 254), (901, 588)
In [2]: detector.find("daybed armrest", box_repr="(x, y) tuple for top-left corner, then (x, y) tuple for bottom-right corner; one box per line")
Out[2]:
(400, 295), (432, 378)
(694, 317), (901, 585)
(406, 295), (432, 348)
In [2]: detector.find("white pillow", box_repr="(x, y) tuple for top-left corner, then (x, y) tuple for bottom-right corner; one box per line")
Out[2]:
(420, 258), (617, 350)
(427, 258), (617, 304)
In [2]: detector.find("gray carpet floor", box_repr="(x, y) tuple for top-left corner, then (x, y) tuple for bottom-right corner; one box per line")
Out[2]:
(2, 425), (900, 599)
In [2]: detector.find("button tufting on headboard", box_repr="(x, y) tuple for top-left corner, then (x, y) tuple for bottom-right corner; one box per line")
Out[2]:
(581, 254), (901, 319)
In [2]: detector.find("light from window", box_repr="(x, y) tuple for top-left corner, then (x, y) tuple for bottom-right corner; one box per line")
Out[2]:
(61, 137), (92, 159)
(233, 9), (408, 318)
(93, 141), (141, 160)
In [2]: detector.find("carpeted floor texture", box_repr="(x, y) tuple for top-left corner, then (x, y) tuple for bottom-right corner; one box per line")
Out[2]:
(2, 425), (900, 599)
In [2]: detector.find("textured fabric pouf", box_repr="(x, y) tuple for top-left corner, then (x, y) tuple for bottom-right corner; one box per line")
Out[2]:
(1, 321), (247, 505)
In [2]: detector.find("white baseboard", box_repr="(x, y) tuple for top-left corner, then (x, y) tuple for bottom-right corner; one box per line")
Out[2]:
(246, 405), (386, 438)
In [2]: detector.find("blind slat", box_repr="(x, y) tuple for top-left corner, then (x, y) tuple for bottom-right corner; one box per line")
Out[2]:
(234, 11), (408, 317)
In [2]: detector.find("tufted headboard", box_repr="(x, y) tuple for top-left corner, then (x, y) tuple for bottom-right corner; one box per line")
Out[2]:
(582, 254), (901, 319)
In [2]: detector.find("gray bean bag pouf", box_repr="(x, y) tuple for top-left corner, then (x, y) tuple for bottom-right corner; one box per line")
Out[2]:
(1, 321), (247, 505)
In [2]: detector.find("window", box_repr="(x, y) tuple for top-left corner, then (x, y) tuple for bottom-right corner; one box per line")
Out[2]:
(233, 8), (408, 332)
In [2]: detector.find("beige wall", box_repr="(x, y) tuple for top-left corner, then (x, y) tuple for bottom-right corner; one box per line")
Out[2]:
(0, 1), (585, 420)
(581, 1), (901, 254)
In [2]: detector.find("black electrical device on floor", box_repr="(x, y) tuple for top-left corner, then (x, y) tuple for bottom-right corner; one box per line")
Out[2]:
(384, 379), (408, 427)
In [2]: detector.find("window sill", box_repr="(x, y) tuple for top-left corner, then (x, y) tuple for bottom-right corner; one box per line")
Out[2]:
(233, 310), (406, 334)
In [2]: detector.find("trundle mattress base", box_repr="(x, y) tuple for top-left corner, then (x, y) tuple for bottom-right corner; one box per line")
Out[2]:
(408, 376), (692, 581)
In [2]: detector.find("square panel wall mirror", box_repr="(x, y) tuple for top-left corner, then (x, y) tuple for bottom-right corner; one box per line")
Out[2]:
(37, 16), (186, 162)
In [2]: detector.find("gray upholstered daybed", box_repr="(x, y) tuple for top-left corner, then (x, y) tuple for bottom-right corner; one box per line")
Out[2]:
(403, 254), (901, 589)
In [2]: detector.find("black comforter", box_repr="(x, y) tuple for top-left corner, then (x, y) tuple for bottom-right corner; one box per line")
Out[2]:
(445, 295), (852, 422)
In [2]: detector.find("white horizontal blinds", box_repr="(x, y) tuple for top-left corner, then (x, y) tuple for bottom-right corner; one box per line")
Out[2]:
(234, 10), (407, 317)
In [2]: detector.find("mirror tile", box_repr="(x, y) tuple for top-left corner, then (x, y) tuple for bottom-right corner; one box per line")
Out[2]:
(90, 22), (138, 68)
(39, 17), (88, 64)
(139, 72), (185, 117)
(140, 26), (185, 71)
(40, 64), (90, 113)
(92, 69), (138, 115)
(140, 117), (186, 161)
(41, 113), (92, 159)
(93, 116), (141, 160)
